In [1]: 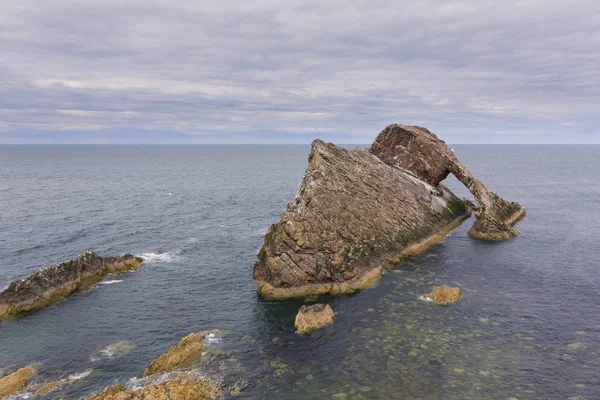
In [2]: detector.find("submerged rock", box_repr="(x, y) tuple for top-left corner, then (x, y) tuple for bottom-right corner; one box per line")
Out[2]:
(295, 303), (335, 335)
(84, 373), (222, 400)
(254, 135), (471, 299)
(144, 333), (205, 376)
(423, 285), (462, 305)
(0, 251), (143, 321)
(91, 341), (136, 362)
(370, 124), (525, 240)
(0, 365), (36, 398)
(33, 369), (93, 398)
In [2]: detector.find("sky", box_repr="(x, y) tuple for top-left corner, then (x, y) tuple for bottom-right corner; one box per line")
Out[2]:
(0, 0), (599, 144)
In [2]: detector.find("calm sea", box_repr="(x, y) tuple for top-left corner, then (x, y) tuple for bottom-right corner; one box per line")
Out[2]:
(0, 145), (599, 399)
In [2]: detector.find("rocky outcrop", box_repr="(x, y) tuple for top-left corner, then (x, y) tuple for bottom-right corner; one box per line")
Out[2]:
(253, 137), (471, 299)
(295, 304), (335, 335)
(0, 251), (143, 321)
(144, 333), (205, 376)
(84, 374), (222, 400)
(370, 124), (525, 240)
(0, 366), (36, 399)
(423, 285), (462, 305)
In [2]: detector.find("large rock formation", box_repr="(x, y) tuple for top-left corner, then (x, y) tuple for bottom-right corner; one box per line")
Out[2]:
(253, 137), (471, 299)
(0, 251), (143, 321)
(370, 124), (525, 240)
(254, 124), (525, 299)
(144, 333), (206, 376)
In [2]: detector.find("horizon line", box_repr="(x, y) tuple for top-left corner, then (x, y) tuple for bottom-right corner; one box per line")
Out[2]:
(1, 142), (599, 146)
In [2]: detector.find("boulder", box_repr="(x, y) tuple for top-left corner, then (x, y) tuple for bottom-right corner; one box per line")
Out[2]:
(370, 124), (525, 240)
(254, 137), (471, 299)
(84, 374), (222, 400)
(295, 303), (335, 335)
(0, 251), (143, 321)
(0, 366), (36, 398)
(144, 333), (205, 376)
(423, 285), (462, 305)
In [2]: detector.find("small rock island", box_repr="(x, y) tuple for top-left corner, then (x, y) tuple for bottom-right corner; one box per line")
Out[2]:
(254, 124), (524, 299)
(0, 251), (143, 321)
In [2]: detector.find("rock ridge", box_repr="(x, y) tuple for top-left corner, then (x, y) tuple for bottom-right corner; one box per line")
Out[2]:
(0, 251), (143, 321)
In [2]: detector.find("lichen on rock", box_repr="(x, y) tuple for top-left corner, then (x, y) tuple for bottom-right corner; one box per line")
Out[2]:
(295, 303), (335, 335)
(0, 251), (143, 321)
(144, 333), (206, 376)
(423, 285), (462, 305)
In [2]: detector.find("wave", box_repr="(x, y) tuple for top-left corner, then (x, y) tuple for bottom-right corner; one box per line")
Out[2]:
(69, 369), (93, 380)
(99, 280), (123, 285)
(136, 252), (181, 263)
(418, 295), (434, 302)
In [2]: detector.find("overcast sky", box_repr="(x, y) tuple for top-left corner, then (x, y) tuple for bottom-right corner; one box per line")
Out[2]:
(0, 0), (598, 144)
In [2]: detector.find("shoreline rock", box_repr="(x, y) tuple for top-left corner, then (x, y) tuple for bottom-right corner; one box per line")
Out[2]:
(84, 373), (222, 400)
(370, 124), (525, 240)
(254, 135), (471, 299)
(0, 251), (143, 321)
(295, 304), (335, 335)
(144, 333), (205, 376)
(0, 365), (37, 398)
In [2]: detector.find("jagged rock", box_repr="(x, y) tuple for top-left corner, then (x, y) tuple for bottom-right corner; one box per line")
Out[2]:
(295, 304), (335, 335)
(423, 285), (462, 305)
(370, 124), (525, 240)
(253, 138), (471, 299)
(0, 251), (143, 321)
(0, 366), (36, 398)
(84, 374), (222, 400)
(144, 333), (205, 376)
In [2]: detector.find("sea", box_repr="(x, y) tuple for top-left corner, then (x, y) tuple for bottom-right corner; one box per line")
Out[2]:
(0, 144), (599, 399)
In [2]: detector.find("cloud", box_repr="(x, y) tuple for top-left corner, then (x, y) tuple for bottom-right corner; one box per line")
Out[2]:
(0, 0), (598, 143)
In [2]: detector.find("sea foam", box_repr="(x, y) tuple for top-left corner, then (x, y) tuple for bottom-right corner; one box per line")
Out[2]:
(136, 252), (181, 263)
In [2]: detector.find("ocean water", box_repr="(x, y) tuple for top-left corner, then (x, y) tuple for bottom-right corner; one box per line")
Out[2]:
(0, 144), (599, 400)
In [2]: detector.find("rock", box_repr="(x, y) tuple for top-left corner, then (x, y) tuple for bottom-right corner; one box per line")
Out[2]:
(568, 343), (588, 350)
(32, 369), (93, 398)
(423, 285), (462, 305)
(0, 366), (36, 398)
(370, 124), (525, 240)
(0, 251), (143, 321)
(91, 341), (136, 362)
(34, 381), (61, 398)
(84, 373), (222, 400)
(295, 304), (335, 335)
(144, 333), (205, 376)
(254, 137), (471, 299)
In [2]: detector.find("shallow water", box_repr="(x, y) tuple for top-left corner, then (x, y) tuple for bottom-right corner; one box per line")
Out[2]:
(0, 144), (599, 399)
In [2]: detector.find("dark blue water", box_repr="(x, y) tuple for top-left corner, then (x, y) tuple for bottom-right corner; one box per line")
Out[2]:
(0, 145), (599, 399)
